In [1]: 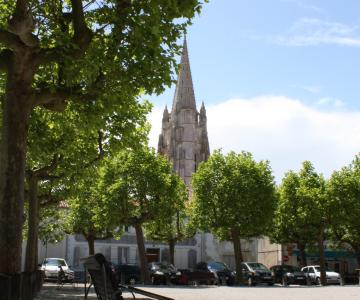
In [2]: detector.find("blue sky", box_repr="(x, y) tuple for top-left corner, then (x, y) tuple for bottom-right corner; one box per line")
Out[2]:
(147, 0), (360, 181)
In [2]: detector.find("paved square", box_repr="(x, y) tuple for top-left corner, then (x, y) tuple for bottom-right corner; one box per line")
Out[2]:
(36, 283), (360, 300)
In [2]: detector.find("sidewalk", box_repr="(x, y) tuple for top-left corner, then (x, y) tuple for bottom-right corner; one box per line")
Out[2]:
(35, 283), (97, 299)
(35, 282), (150, 299)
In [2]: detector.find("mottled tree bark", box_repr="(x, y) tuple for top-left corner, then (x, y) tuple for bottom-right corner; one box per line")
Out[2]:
(231, 227), (244, 285)
(24, 175), (39, 272)
(298, 243), (307, 268)
(0, 49), (33, 275)
(168, 239), (175, 265)
(318, 225), (327, 286)
(134, 224), (150, 284)
(86, 235), (95, 255)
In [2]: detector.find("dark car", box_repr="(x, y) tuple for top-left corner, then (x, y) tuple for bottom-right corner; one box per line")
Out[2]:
(178, 268), (217, 286)
(116, 264), (141, 285)
(148, 262), (181, 285)
(195, 262), (235, 285)
(270, 264), (307, 285)
(242, 262), (274, 286)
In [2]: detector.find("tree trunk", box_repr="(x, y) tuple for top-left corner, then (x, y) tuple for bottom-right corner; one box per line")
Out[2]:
(298, 243), (307, 267)
(87, 235), (95, 255)
(318, 225), (327, 286)
(0, 55), (33, 276)
(354, 247), (360, 269)
(134, 224), (150, 284)
(24, 175), (40, 272)
(231, 227), (244, 285)
(169, 239), (175, 265)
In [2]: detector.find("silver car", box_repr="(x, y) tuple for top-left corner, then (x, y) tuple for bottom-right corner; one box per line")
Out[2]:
(41, 258), (74, 281)
(301, 265), (341, 285)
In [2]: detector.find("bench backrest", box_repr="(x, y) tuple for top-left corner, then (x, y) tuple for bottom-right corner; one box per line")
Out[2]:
(81, 254), (121, 300)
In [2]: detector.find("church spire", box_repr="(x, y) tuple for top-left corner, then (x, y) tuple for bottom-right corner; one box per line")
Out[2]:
(171, 37), (196, 112)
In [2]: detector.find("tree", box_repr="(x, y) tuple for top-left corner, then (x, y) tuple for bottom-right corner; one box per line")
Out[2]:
(0, 0), (206, 281)
(272, 161), (327, 284)
(66, 167), (123, 255)
(99, 147), (181, 283)
(190, 150), (276, 285)
(145, 176), (192, 265)
(297, 161), (327, 285)
(271, 171), (315, 267)
(328, 154), (360, 268)
(23, 96), (150, 272)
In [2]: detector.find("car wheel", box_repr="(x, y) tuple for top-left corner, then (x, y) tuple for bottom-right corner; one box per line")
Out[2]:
(282, 277), (287, 286)
(248, 277), (255, 286)
(315, 277), (321, 285)
(188, 280), (199, 286)
(128, 277), (136, 285)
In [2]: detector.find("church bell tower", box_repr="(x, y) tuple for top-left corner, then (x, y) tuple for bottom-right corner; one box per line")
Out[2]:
(158, 38), (210, 186)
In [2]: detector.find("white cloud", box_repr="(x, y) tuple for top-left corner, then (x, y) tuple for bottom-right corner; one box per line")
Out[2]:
(303, 85), (322, 94)
(148, 96), (360, 182)
(317, 97), (345, 108)
(273, 18), (360, 47)
(282, 0), (325, 14)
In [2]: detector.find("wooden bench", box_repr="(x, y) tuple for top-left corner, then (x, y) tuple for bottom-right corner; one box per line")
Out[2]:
(81, 254), (174, 300)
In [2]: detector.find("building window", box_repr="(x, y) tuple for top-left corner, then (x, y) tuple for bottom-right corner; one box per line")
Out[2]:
(117, 247), (129, 264)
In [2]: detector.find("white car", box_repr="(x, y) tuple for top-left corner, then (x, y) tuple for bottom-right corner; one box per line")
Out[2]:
(41, 258), (74, 281)
(301, 265), (341, 285)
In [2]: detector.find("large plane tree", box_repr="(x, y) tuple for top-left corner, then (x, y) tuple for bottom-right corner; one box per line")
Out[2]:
(0, 0), (206, 288)
(191, 150), (277, 285)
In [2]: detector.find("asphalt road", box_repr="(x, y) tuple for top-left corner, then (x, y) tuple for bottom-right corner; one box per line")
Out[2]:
(37, 283), (360, 300)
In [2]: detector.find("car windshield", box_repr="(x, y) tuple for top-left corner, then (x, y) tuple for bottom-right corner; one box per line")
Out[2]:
(282, 265), (301, 272)
(208, 262), (228, 271)
(152, 263), (176, 271)
(43, 258), (66, 266)
(247, 263), (269, 271)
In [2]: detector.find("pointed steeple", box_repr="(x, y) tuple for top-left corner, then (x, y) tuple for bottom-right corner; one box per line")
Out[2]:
(199, 101), (207, 125)
(162, 105), (169, 122)
(172, 37), (196, 112)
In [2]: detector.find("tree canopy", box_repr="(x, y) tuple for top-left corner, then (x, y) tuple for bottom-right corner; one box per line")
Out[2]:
(328, 154), (360, 267)
(0, 0), (206, 282)
(99, 146), (182, 283)
(191, 150), (276, 284)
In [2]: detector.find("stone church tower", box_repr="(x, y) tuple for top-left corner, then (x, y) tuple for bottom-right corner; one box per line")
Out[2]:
(158, 39), (210, 186)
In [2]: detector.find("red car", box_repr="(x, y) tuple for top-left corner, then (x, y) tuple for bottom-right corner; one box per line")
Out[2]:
(178, 268), (217, 286)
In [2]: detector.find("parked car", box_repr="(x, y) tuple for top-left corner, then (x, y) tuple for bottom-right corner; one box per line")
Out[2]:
(116, 264), (141, 285)
(195, 262), (235, 285)
(301, 265), (341, 285)
(177, 268), (217, 286)
(148, 262), (181, 285)
(242, 262), (274, 286)
(40, 258), (74, 282)
(270, 264), (307, 285)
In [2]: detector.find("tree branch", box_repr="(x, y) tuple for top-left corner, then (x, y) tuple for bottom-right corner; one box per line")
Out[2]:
(0, 50), (13, 71)
(7, 0), (39, 47)
(32, 154), (62, 179)
(39, 194), (62, 207)
(0, 29), (24, 50)
(35, 0), (92, 65)
(33, 71), (105, 111)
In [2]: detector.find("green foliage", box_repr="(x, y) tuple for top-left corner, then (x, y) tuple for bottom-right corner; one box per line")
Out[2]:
(66, 166), (122, 241)
(271, 161), (327, 246)
(99, 147), (180, 226)
(39, 206), (67, 245)
(328, 154), (360, 253)
(190, 150), (276, 241)
(144, 175), (192, 243)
